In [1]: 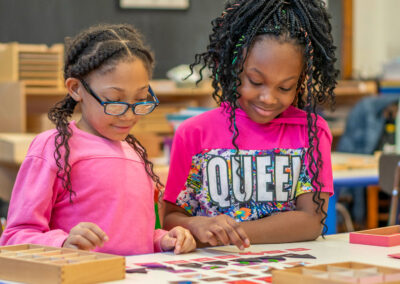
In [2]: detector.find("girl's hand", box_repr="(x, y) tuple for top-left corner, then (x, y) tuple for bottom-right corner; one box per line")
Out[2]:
(63, 222), (109, 250)
(160, 226), (196, 254)
(190, 215), (250, 250)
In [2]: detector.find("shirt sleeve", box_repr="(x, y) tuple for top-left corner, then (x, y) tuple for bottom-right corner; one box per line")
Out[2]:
(0, 156), (69, 247)
(163, 127), (194, 204)
(153, 229), (168, 252)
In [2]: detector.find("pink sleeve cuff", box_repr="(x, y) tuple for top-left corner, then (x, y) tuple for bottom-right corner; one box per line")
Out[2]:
(153, 229), (168, 252)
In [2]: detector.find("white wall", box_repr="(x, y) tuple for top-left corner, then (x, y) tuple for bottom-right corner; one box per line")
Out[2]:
(353, 0), (400, 78)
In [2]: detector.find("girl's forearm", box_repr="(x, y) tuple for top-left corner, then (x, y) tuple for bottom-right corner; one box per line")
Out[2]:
(240, 210), (324, 244)
(163, 211), (195, 231)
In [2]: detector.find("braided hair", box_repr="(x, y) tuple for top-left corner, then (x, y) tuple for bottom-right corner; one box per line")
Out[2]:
(48, 23), (163, 202)
(190, 0), (339, 235)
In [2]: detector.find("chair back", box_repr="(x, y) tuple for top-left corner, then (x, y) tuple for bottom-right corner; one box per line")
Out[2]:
(379, 153), (400, 225)
(379, 154), (400, 195)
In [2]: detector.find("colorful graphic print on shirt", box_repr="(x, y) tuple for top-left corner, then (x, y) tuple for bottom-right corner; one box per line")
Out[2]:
(176, 148), (314, 221)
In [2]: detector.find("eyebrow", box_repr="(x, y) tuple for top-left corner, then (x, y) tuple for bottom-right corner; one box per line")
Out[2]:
(249, 68), (298, 82)
(105, 85), (148, 93)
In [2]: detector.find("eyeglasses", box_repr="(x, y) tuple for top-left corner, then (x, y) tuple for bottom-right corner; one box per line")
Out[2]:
(79, 78), (159, 116)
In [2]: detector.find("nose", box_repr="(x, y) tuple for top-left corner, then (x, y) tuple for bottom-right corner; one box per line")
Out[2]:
(120, 107), (137, 121)
(259, 88), (278, 105)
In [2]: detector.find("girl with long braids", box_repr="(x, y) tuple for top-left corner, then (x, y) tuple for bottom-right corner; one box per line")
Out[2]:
(163, 0), (338, 249)
(0, 23), (196, 255)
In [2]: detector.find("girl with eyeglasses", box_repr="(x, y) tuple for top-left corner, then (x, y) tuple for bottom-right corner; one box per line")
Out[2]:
(0, 23), (196, 256)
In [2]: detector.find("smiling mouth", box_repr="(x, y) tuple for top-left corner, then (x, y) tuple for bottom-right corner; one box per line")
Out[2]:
(113, 125), (131, 131)
(253, 104), (275, 114)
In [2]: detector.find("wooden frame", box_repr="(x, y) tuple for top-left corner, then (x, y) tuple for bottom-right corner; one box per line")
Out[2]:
(119, 0), (189, 10)
(0, 244), (125, 284)
(342, 0), (353, 79)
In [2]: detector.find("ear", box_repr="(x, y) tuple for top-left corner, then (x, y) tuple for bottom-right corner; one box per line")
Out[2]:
(65, 78), (83, 102)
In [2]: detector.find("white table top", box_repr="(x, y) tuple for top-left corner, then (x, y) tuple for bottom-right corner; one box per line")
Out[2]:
(108, 233), (400, 283)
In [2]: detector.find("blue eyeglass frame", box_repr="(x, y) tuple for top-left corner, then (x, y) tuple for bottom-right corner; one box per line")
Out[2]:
(79, 78), (159, 116)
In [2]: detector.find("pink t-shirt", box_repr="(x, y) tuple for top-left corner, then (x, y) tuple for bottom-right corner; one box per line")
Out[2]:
(0, 121), (167, 255)
(164, 104), (333, 221)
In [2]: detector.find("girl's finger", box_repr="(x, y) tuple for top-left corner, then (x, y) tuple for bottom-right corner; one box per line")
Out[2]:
(205, 231), (219, 246)
(78, 227), (105, 248)
(180, 230), (196, 253)
(82, 223), (109, 242)
(171, 228), (185, 254)
(227, 218), (250, 248)
(210, 224), (230, 246)
(70, 235), (96, 250)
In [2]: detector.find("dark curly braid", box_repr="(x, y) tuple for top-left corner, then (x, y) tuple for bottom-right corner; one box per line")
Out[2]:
(190, 0), (339, 235)
(48, 23), (163, 202)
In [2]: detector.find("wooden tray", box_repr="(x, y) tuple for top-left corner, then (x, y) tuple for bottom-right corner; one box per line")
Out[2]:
(349, 225), (400, 247)
(273, 261), (400, 284)
(0, 244), (125, 284)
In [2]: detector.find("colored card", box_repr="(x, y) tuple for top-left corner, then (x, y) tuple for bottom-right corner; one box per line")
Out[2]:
(217, 269), (243, 275)
(169, 281), (199, 284)
(285, 261), (310, 267)
(181, 273), (210, 279)
(239, 252), (264, 256)
(203, 260), (229, 266)
(225, 280), (259, 284)
(135, 262), (163, 267)
(388, 253), (400, 259)
(164, 260), (190, 264)
(139, 263), (174, 271)
(177, 263), (204, 268)
(280, 253), (316, 259)
(233, 262), (260, 266)
(191, 257), (217, 262)
(214, 254), (239, 259)
(254, 276), (273, 283)
(259, 256), (286, 262)
(169, 269), (196, 274)
(247, 265), (273, 270)
(261, 250), (286, 254)
(125, 268), (147, 274)
(233, 273), (256, 278)
(231, 258), (263, 263)
(201, 277), (227, 282)
(286, 248), (310, 252)
(201, 265), (225, 270)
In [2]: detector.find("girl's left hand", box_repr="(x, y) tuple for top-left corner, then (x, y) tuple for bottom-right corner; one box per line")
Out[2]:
(160, 226), (196, 254)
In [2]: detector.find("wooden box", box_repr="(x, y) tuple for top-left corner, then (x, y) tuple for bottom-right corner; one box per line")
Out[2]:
(0, 244), (125, 284)
(0, 42), (64, 89)
(349, 225), (400, 247)
(272, 261), (400, 284)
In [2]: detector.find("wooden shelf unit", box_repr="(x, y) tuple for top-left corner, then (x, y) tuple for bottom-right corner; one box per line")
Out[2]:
(0, 42), (64, 90)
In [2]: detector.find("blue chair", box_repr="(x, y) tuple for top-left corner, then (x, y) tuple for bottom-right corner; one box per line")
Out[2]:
(326, 195), (337, 234)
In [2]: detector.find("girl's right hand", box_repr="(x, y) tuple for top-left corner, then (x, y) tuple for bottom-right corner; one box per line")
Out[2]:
(63, 222), (109, 250)
(189, 215), (250, 250)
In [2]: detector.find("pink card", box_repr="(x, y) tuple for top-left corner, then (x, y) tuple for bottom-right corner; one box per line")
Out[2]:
(214, 254), (239, 259)
(191, 257), (217, 262)
(286, 248), (311, 252)
(239, 252), (264, 255)
(164, 260), (190, 264)
(261, 250), (286, 254)
(388, 253), (400, 259)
